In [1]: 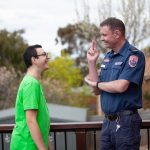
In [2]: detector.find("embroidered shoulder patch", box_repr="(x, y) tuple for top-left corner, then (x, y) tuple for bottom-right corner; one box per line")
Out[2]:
(129, 55), (138, 67)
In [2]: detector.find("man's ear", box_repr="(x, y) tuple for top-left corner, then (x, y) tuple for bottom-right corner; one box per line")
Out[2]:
(31, 57), (36, 65)
(114, 30), (121, 39)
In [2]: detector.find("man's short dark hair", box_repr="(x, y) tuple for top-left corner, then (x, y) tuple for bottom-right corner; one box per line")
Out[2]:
(100, 17), (125, 36)
(23, 44), (42, 68)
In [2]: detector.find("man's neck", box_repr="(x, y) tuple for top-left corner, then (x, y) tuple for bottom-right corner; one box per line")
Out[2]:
(113, 39), (126, 54)
(27, 66), (41, 80)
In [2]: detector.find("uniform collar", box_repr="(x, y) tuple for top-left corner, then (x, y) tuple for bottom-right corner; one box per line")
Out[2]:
(110, 40), (130, 57)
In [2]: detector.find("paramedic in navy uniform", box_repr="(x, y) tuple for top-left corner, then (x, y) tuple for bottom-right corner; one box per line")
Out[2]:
(85, 17), (145, 150)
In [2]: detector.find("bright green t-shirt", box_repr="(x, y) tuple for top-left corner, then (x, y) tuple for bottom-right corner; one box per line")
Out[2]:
(10, 75), (50, 150)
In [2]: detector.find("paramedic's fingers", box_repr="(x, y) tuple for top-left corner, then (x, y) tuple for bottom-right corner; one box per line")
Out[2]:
(84, 77), (96, 87)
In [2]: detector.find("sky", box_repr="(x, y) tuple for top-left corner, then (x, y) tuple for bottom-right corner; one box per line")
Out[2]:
(0, 0), (102, 57)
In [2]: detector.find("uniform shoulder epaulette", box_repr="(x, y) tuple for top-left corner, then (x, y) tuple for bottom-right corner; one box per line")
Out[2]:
(129, 47), (139, 52)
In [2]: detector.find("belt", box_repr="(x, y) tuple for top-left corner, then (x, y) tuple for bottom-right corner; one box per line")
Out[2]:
(105, 109), (137, 121)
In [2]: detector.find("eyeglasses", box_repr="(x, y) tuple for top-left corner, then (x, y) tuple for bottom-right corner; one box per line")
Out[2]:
(37, 52), (48, 57)
(36, 52), (51, 59)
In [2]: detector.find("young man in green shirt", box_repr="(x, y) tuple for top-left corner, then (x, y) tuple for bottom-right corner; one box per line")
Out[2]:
(10, 45), (52, 150)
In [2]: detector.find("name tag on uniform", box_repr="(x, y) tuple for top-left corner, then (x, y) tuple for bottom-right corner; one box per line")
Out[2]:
(101, 64), (106, 68)
(103, 58), (110, 62)
(114, 62), (123, 66)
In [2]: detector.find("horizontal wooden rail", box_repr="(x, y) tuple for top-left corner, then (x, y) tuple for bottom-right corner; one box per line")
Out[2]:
(1, 120), (150, 132)
(0, 121), (150, 150)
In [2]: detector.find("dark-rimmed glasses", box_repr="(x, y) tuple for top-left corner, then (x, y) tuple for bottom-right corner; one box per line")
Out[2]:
(37, 52), (48, 57)
(36, 52), (50, 59)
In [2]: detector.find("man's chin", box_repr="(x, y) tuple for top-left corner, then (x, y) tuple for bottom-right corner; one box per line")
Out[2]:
(45, 67), (49, 70)
(104, 43), (111, 49)
(43, 65), (49, 71)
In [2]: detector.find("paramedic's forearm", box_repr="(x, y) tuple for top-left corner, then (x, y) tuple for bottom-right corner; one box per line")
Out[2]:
(88, 61), (99, 81)
(97, 80), (129, 93)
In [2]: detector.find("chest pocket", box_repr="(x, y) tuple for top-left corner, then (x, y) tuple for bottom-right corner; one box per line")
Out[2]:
(100, 64), (124, 81)
(110, 65), (123, 80)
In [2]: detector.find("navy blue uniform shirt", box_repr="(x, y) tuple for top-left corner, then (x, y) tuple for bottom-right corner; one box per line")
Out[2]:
(99, 41), (145, 114)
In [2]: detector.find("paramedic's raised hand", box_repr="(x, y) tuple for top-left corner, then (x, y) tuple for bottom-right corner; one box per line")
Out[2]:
(87, 40), (99, 63)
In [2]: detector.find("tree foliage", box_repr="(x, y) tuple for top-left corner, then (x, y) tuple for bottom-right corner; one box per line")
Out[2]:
(0, 29), (28, 72)
(119, 0), (150, 46)
(42, 56), (95, 108)
(0, 67), (21, 109)
(43, 55), (83, 88)
(56, 21), (103, 76)
(143, 47), (150, 56)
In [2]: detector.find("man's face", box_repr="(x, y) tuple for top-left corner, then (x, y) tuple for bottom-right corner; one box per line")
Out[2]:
(100, 25), (118, 49)
(35, 48), (49, 71)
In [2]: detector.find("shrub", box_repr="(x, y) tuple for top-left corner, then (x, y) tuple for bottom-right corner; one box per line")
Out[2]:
(0, 67), (21, 109)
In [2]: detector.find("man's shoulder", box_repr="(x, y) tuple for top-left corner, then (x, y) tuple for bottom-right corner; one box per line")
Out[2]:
(129, 46), (139, 52)
(128, 46), (145, 56)
(21, 75), (40, 87)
